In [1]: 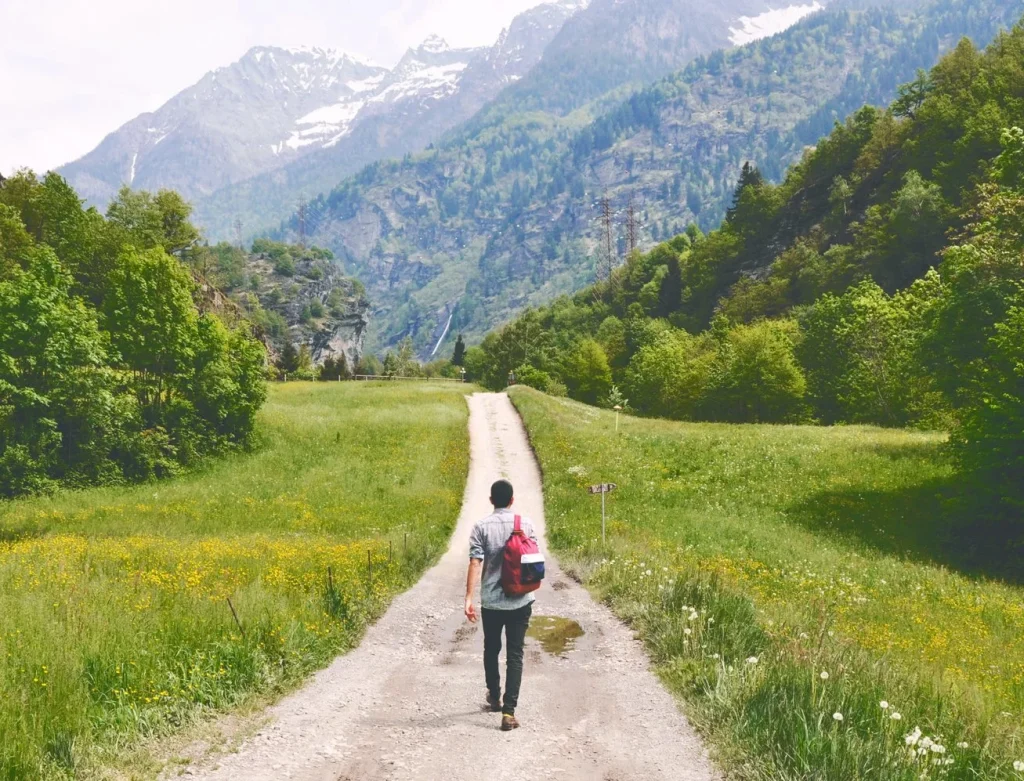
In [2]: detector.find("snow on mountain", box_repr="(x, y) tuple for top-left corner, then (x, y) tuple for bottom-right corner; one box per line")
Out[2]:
(274, 35), (480, 156)
(61, 0), (588, 234)
(729, 2), (824, 46)
(58, 44), (387, 205)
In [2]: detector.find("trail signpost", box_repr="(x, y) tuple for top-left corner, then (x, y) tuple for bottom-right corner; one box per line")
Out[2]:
(588, 483), (617, 544)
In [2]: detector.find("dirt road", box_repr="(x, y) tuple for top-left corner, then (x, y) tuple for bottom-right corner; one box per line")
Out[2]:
(184, 392), (718, 781)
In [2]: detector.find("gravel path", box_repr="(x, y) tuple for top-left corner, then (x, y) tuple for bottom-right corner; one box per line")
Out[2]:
(183, 392), (718, 781)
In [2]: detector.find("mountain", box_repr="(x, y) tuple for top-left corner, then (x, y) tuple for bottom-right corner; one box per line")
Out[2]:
(58, 1), (586, 241)
(58, 47), (386, 207)
(189, 1), (585, 241)
(279, 0), (1021, 357)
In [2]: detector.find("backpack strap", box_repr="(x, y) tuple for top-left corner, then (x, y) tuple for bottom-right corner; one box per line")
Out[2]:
(514, 515), (521, 532)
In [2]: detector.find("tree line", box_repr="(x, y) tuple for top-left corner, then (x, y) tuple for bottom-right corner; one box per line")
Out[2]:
(0, 174), (266, 498)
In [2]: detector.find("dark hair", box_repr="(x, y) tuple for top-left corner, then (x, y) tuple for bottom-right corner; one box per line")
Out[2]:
(490, 479), (514, 508)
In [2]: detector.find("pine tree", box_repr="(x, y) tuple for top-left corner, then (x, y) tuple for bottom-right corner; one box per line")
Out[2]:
(278, 341), (299, 374)
(319, 356), (337, 381)
(727, 162), (764, 223)
(452, 334), (466, 366)
(297, 344), (313, 374)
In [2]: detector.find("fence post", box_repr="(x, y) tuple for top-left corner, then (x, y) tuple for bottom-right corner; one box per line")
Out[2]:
(226, 597), (245, 639)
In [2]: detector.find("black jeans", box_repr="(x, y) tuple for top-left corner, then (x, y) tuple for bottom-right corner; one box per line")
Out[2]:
(482, 603), (532, 715)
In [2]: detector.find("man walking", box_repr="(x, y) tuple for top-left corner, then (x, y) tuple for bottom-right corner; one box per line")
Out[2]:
(465, 479), (537, 731)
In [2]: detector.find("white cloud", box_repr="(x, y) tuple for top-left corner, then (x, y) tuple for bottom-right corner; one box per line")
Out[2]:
(0, 0), (544, 174)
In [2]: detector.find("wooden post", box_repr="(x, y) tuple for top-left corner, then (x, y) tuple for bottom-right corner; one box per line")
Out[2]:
(601, 491), (606, 545)
(327, 565), (334, 592)
(367, 549), (372, 584)
(227, 597), (245, 639)
(389, 540), (393, 563)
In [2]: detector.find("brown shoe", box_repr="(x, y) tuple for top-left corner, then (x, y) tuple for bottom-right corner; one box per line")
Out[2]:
(485, 692), (502, 712)
(501, 714), (520, 731)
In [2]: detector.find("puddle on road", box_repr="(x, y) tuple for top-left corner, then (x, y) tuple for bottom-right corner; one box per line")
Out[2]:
(528, 616), (584, 656)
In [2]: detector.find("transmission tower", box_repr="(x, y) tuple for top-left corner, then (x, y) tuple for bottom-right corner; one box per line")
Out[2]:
(234, 218), (244, 249)
(626, 193), (638, 258)
(599, 195), (615, 282)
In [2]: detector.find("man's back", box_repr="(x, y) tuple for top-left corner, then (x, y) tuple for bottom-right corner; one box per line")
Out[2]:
(469, 507), (538, 611)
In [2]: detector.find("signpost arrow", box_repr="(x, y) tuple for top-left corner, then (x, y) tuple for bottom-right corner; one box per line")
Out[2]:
(588, 484), (617, 543)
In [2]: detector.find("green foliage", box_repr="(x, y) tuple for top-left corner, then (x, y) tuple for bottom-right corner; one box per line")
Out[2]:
(702, 319), (807, 424)
(106, 247), (199, 389)
(318, 353), (350, 381)
(0, 248), (113, 495)
(106, 187), (199, 257)
(624, 327), (714, 420)
(0, 172), (267, 497)
(512, 363), (553, 393)
(954, 303), (1024, 511)
(561, 339), (612, 406)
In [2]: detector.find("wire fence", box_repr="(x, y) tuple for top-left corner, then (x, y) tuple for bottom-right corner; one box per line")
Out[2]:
(276, 374), (468, 383)
(352, 375), (467, 383)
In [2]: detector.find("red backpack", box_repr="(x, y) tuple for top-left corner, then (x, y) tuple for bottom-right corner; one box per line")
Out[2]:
(501, 515), (545, 596)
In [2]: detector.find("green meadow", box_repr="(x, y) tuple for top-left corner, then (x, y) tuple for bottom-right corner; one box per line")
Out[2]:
(0, 382), (469, 779)
(511, 387), (1024, 780)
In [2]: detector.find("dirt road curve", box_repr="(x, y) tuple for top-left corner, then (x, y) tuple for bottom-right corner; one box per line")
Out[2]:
(184, 392), (718, 781)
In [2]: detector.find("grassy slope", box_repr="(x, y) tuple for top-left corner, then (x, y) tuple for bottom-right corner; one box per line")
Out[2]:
(0, 383), (470, 779)
(511, 387), (1024, 780)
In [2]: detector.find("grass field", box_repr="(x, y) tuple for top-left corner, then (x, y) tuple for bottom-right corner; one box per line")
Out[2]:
(0, 382), (470, 780)
(510, 387), (1024, 780)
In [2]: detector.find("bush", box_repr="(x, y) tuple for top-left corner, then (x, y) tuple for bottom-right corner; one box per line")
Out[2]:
(274, 255), (296, 276)
(562, 339), (612, 405)
(513, 364), (552, 392)
(624, 328), (715, 419)
(703, 319), (807, 424)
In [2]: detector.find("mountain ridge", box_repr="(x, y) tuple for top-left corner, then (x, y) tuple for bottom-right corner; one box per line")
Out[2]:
(58, 1), (587, 241)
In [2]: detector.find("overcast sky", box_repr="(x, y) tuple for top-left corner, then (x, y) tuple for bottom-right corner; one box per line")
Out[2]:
(1, 0), (542, 175)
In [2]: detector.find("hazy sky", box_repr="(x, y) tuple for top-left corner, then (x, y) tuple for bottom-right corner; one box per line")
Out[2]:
(1, 0), (543, 174)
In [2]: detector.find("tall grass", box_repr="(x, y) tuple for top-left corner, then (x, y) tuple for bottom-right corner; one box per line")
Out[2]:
(511, 387), (1024, 780)
(0, 382), (470, 779)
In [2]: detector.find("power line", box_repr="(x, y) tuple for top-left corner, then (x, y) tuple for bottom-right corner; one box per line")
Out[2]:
(297, 196), (308, 248)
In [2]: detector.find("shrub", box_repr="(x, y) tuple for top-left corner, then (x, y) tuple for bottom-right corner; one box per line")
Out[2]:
(274, 255), (296, 276)
(562, 339), (612, 405)
(624, 328), (715, 419)
(513, 364), (552, 392)
(703, 319), (807, 424)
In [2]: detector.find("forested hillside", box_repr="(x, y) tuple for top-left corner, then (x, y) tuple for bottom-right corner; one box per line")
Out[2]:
(0, 173), (267, 498)
(471, 23), (1024, 505)
(282, 0), (1021, 356)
